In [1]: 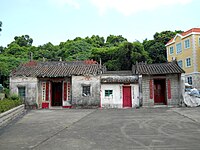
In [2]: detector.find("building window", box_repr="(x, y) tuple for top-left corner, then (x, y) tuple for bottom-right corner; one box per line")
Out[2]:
(169, 46), (174, 54)
(82, 86), (90, 96)
(177, 60), (183, 68)
(199, 37), (200, 46)
(186, 58), (191, 67)
(187, 76), (192, 85)
(18, 86), (25, 100)
(176, 43), (182, 54)
(105, 90), (113, 97)
(184, 39), (190, 49)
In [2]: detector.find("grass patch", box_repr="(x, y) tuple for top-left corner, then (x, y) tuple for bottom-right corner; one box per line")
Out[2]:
(0, 95), (23, 113)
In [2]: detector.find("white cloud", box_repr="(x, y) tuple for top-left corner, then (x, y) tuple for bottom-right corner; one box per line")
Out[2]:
(50, 0), (80, 9)
(90, 0), (192, 16)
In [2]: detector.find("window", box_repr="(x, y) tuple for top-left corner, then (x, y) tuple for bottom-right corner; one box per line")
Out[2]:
(176, 43), (182, 54)
(169, 46), (174, 54)
(18, 87), (25, 100)
(184, 39), (190, 49)
(105, 90), (113, 97)
(199, 37), (200, 45)
(186, 58), (191, 67)
(177, 60), (183, 68)
(82, 86), (90, 96)
(187, 76), (192, 85)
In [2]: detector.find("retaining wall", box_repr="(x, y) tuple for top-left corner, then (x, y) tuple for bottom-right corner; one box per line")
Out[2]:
(0, 104), (26, 128)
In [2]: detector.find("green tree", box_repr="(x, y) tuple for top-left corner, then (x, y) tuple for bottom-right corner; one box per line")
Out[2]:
(106, 35), (127, 47)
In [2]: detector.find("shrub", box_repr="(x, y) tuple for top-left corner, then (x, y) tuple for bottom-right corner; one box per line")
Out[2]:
(0, 95), (23, 113)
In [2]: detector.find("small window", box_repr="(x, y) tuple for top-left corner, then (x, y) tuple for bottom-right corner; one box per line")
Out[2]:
(199, 37), (200, 46)
(184, 39), (190, 49)
(177, 60), (183, 68)
(187, 76), (192, 85)
(82, 86), (90, 96)
(176, 43), (182, 54)
(186, 58), (191, 67)
(169, 46), (174, 54)
(105, 90), (113, 97)
(18, 87), (25, 99)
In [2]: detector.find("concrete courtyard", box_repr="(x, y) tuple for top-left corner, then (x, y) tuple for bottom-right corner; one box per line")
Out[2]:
(1, 107), (200, 150)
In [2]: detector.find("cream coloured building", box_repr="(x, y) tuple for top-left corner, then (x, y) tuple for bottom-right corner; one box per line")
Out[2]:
(165, 28), (200, 89)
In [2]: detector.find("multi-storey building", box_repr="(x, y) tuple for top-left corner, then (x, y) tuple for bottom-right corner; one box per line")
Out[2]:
(165, 28), (200, 89)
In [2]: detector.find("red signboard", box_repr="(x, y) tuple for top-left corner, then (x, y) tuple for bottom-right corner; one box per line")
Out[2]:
(149, 80), (153, 99)
(168, 79), (171, 99)
(63, 82), (67, 101)
(46, 82), (49, 101)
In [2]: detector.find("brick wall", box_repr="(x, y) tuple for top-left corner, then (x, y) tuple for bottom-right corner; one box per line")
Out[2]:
(141, 74), (183, 106)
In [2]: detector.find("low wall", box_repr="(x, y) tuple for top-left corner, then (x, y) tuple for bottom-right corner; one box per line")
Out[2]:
(0, 104), (26, 128)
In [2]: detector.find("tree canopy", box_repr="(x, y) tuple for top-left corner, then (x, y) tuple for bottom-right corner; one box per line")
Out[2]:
(0, 30), (181, 87)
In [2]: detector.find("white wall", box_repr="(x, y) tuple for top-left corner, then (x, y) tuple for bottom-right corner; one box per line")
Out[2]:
(101, 84), (139, 108)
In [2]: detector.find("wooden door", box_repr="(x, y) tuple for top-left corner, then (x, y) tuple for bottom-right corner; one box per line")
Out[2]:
(154, 79), (166, 104)
(123, 86), (132, 107)
(52, 82), (62, 106)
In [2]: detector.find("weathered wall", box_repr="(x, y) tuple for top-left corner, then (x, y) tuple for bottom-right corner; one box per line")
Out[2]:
(141, 75), (154, 106)
(141, 74), (183, 106)
(71, 75), (100, 107)
(101, 83), (139, 108)
(10, 77), (38, 106)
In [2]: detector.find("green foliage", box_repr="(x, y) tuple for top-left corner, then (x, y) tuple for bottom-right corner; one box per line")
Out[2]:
(0, 31), (182, 87)
(0, 96), (22, 113)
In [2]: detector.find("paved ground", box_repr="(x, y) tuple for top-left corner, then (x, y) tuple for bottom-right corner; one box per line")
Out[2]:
(1, 107), (200, 150)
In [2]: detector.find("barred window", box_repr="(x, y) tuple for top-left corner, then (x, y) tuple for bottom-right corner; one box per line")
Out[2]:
(105, 90), (113, 97)
(82, 86), (90, 96)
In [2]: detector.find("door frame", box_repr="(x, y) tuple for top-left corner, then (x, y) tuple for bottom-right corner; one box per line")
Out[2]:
(122, 85), (132, 107)
(51, 81), (63, 106)
(153, 79), (167, 105)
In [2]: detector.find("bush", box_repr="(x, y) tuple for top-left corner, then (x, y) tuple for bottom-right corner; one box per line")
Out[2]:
(0, 96), (23, 113)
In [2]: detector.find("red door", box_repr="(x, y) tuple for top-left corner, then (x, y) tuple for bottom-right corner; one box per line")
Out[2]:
(52, 82), (62, 106)
(154, 79), (166, 104)
(123, 86), (132, 107)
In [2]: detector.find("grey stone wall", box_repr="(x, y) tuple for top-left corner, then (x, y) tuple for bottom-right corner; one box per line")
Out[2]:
(10, 77), (38, 107)
(166, 74), (181, 106)
(141, 74), (183, 107)
(71, 75), (100, 107)
(141, 75), (154, 106)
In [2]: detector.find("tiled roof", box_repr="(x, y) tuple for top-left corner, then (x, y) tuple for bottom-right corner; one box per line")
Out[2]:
(166, 28), (200, 45)
(101, 76), (138, 84)
(103, 71), (133, 76)
(11, 60), (103, 77)
(133, 62), (185, 75)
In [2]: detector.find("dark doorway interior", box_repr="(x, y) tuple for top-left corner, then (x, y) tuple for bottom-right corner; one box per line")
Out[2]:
(52, 82), (62, 106)
(154, 79), (166, 105)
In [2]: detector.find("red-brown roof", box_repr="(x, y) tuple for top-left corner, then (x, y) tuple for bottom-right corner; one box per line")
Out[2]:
(11, 60), (103, 77)
(166, 28), (200, 45)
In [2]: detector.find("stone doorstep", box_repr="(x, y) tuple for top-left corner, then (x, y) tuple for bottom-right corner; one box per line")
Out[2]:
(0, 104), (25, 128)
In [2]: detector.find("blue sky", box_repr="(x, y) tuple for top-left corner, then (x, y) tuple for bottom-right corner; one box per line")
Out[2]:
(0, 0), (200, 47)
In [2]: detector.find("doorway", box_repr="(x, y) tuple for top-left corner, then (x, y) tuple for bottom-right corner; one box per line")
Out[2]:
(123, 86), (132, 107)
(154, 79), (166, 105)
(52, 82), (62, 106)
